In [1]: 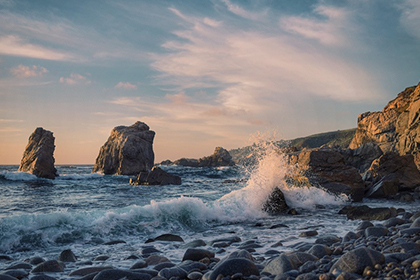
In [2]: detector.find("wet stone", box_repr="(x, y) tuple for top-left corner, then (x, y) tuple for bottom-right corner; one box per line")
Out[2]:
(299, 230), (318, 237)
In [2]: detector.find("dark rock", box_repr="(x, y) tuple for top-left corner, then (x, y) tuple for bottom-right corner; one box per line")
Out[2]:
(208, 258), (259, 280)
(31, 260), (65, 273)
(287, 252), (318, 268)
(0, 274), (19, 280)
(141, 247), (162, 256)
(154, 262), (175, 271)
(344, 205), (395, 221)
(130, 167), (181, 186)
(329, 247), (384, 274)
(181, 239), (207, 248)
(299, 230), (318, 237)
(159, 160), (173, 165)
(306, 244), (332, 258)
(58, 249), (77, 262)
(92, 269), (151, 280)
(356, 221), (374, 230)
(365, 174), (399, 198)
(209, 236), (241, 246)
(144, 255), (170, 266)
(262, 254), (294, 275)
(104, 240), (126, 245)
(130, 261), (148, 270)
(315, 235), (340, 246)
(30, 275), (57, 280)
(2, 269), (28, 279)
(227, 249), (254, 261)
(92, 121), (155, 175)
(364, 226), (389, 238)
(411, 217), (420, 228)
(198, 147), (235, 167)
(183, 248), (215, 262)
(341, 143), (383, 173)
(173, 158), (199, 167)
(93, 255), (109, 261)
(187, 271), (203, 280)
(262, 187), (288, 214)
(178, 261), (207, 273)
(158, 267), (187, 279)
(28, 256), (45, 265)
(147, 233), (184, 242)
(4, 262), (32, 270)
(69, 266), (114, 276)
(18, 127), (57, 179)
(382, 217), (406, 227)
(287, 147), (365, 201)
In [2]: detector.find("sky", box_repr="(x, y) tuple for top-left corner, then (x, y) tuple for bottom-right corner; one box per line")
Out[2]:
(1, 0), (420, 164)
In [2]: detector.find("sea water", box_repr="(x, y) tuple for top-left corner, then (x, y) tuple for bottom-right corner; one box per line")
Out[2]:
(1, 144), (420, 272)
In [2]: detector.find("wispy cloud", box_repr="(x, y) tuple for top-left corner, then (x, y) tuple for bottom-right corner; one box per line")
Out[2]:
(221, 0), (267, 21)
(59, 73), (91, 85)
(115, 82), (138, 90)
(0, 35), (74, 61)
(10, 64), (48, 78)
(399, 0), (420, 40)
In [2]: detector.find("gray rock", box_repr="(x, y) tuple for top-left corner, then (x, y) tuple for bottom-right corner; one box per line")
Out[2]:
(181, 239), (207, 248)
(130, 167), (181, 186)
(382, 217), (406, 227)
(2, 270), (28, 279)
(158, 267), (187, 279)
(208, 258), (259, 280)
(287, 252), (318, 268)
(345, 206), (395, 221)
(364, 226), (389, 238)
(153, 262), (175, 271)
(227, 249), (254, 261)
(262, 254), (294, 275)
(130, 261), (148, 270)
(0, 274), (19, 280)
(315, 235), (340, 246)
(197, 147), (235, 167)
(209, 236), (241, 246)
(182, 248), (215, 262)
(4, 262), (32, 270)
(329, 247), (384, 274)
(144, 255), (170, 266)
(306, 244), (332, 258)
(30, 275), (57, 280)
(178, 261), (207, 273)
(92, 269), (151, 280)
(148, 233), (184, 243)
(411, 217), (420, 228)
(31, 260), (65, 273)
(92, 121), (155, 175)
(58, 249), (77, 262)
(69, 266), (114, 276)
(295, 272), (318, 280)
(187, 271), (203, 280)
(18, 127), (57, 179)
(343, 231), (358, 242)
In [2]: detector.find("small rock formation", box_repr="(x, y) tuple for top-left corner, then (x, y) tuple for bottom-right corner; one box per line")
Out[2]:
(288, 147), (365, 202)
(262, 187), (289, 214)
(173, 147), (235, 167)
(363, 152), (420, 198)
(92, 121), (155, 175)
(18, 127), (58, 179)
(129, 166), (181, 185)
(339, 205), (397, 220)
(350, 82), (420, 168)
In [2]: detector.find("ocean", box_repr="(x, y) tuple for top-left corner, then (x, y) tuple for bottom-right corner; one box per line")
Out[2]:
(1, 148), (420, 274)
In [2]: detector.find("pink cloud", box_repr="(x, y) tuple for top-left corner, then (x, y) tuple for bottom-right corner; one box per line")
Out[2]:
(59, 73), (91, 85)
(115, 82), (138, 90)
(10, 64), (48, 78)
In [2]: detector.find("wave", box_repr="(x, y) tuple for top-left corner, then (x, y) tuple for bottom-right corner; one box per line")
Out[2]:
(56, 173), (104, 180)
(0, 171), (39, 181)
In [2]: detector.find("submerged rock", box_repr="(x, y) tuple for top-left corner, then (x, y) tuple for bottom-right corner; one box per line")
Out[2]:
(18, 127), (57, 179)
(92, 121), (155, 175)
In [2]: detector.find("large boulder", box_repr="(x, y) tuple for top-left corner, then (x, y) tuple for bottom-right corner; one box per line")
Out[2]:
(130, 166), (181, 185)
(350, 83), (420, 168)
(92, 121), (155, 175)
(363, 152), (420, 197)
(262, 187), (289, 214)
(330, 247), (384, 275)
(198, 147), (235, 167)
(288, 147), (365, 202)
(18, 127), (58, 179)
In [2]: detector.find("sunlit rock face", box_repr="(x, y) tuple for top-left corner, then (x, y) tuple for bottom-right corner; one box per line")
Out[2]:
(18, 127), (58, 179)
(92, 121), (155, 175)
(350, 82), (420, 168)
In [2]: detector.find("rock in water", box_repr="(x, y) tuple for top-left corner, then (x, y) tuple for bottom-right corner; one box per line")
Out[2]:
(262, 187), (289, 214)
(198, 147), (235, 167)
(18, 127), (57, 179)
(130, 166), (181, 185)
(92, 121), (155, 175)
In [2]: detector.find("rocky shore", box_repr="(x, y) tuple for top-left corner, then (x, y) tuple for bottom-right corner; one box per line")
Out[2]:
(2, 208), (420, 280)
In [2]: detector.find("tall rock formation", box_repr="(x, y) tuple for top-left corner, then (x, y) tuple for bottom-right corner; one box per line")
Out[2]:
(349, 82), (420, 167)
(92, 121), (155, 175)
(18, 127), (58, 179)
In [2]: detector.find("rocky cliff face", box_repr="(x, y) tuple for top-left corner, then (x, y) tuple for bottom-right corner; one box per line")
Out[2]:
(350, 83), (420, 167)
(92, 121), (155, 175)
(18, 127), (58, 179)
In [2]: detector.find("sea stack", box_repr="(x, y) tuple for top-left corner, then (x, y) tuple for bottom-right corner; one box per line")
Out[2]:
(18, 127), (58, 179)
(92, 121), (155, 175)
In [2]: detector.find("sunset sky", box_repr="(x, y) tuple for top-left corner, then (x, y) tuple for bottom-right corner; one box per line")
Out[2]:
(1, 0), (420, 164)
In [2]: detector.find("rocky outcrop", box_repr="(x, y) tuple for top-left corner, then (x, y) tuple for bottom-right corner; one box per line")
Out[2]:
(350, 83), (420, 168)
(340, 143), (383, 173)
(173, 147), (235, 167)
(288, 147), (365, 202)
(92, 121), (155, 175)
(363, 152), (420, 198)
(129, 166), (181, 185)
(18, 127), (58, 179)
(262, 187), (289, 214)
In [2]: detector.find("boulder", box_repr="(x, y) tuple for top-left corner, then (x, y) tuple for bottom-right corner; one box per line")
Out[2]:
(92, 121), (155, 175)
(341, 205), (396, 221)
(207, 258), (259, 280)
(130, 166), (181, 185)
(340, 143), (383, 173)
(197, 147), (235, 167)
(288, 147), (365, 202)
(31, 260), (65, 273)
(18, 127), (58, 179)
(182, 248), (215, 262)
(330, 247), (384, 275)
(262, 187), (289, 214)
(173, 158), (199, 167)
(350, 83), (420, 169)
(363, 152), (420, 195)
(262, 254), (294, 275)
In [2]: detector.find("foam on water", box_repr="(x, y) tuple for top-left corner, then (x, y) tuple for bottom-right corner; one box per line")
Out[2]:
(0, 171), (39, 181)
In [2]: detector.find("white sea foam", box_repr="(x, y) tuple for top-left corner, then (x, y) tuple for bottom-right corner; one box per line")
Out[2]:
(0, 171), (39, 181)
(56, 173), (104, 180)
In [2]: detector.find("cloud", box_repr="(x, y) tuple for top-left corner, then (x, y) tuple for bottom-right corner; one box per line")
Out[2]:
(221, 0), (267, 21)
(399, 0), (420, 40)
(279, 5), (353, 47)
(59, 73), (91, 85)
(0, 35), (74, 61)
(10, 64), (48, 78)
(115, 82), (138, 90)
